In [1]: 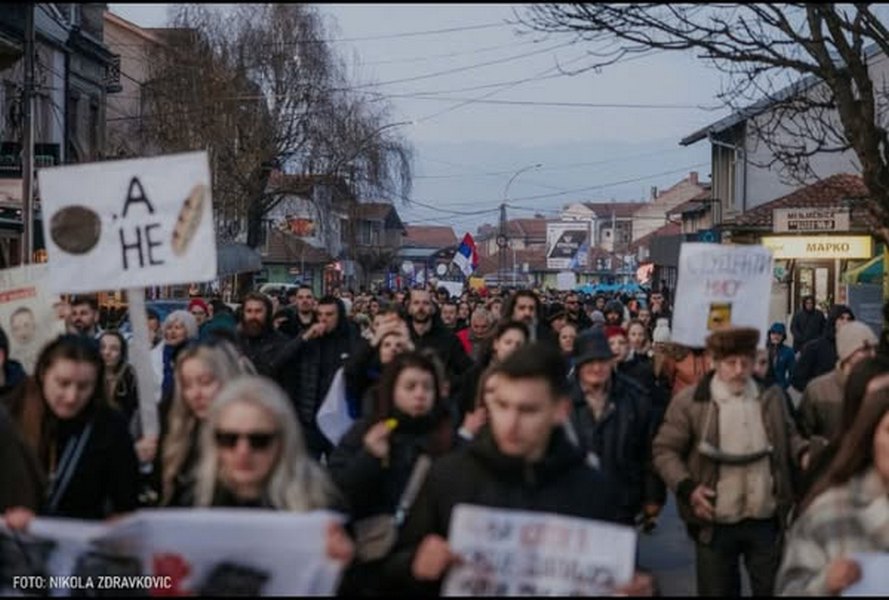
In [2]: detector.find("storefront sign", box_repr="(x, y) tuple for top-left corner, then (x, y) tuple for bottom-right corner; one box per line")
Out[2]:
(761, 235), (872, 259)
(773, 208), (850, 233)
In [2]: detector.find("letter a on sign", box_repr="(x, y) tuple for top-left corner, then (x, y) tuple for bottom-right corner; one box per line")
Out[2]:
(123, 177), (155, 217)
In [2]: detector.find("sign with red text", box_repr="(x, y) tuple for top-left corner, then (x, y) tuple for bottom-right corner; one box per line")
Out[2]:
(442, 504), (635, 597)
(672, 243), (773, 348)
(39, 151), (216, 293)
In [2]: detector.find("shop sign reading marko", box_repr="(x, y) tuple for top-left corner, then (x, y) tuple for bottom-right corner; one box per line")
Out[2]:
(761, 235), (872, 259)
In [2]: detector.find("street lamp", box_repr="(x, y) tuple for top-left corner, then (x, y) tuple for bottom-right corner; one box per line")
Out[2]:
(499, 163), (542, 287)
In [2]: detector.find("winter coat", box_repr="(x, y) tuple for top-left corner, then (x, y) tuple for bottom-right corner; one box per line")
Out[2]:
(199, 311), (237, 341)
(408, 317), (473, 385)
(652, 371), (808, 544)
(0, 404), (44, 512)
(768, 342), (796, 389)
(790, 306), (826, 353)
(792, 305), (853, 391)
(565, 373), (665, 523)
(658, 347), (711, 400)
(342, 339), (384, 419)
(238, 327), (290, 379)
(0, 358), (26, 399)
(566, 310), (594, 332)
(776, 467), (889, 596)
(797, 369), (844, 468)
(381, 427), (622, 594)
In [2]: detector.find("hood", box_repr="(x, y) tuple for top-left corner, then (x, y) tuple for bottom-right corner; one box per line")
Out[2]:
(329, 298), (351, 337)
(827, 304), (854, 339)
(768, 322), (786, 342)
(467, 426), (585, 486)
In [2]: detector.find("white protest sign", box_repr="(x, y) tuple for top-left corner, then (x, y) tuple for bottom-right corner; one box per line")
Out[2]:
(1, 510), (344, 596)
(439, 280), (464, 299)
(39, 151), (216, 294)
(556, 271), (576, 291)
(843, 553), (889, 596)
(0, 264), (65, 373)
(442, 504), (636, 597)
(671, 243), (773, 348)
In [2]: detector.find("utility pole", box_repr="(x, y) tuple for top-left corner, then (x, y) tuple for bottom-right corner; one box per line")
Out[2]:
(20, 3), (35, 265)
(497, 203), (508, 284)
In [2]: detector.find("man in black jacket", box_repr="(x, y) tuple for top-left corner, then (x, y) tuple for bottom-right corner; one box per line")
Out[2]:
(237, 292), (290, 379)
(383, 343), (653, 596)
(789, 295), (825, 353)
(564, 291), (593, 332)
(406, 289), (472, 390)
(791, 304), (854, 393)
(279, 284), (317, 338)
(503, 290), (557, 346)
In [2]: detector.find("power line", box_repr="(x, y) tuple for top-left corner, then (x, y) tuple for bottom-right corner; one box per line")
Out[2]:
(356, 38), (539, 66)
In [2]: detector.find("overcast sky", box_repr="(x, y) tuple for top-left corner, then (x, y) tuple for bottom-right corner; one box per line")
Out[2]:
(109, 3), (730, 232)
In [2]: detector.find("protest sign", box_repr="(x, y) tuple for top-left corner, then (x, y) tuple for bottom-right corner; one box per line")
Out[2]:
(439, 280), (464, 299)
(0, 510), (344, 596)
(38, 151), (216, 294)
(671, 243), (774, 348)
(0, 264), (65, 373)
(843, 552), (889, 596)
(442, 504), (636, 597)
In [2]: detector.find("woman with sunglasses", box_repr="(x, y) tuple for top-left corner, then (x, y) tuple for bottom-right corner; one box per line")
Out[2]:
(98, 330), (139, 433)
(776, 388), (889, 595)
(328, 352), (456, 595)
(2, 335), (139, 528)
(160, 340), (253, 507)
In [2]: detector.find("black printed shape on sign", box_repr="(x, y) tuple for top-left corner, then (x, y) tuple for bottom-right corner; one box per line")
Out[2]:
(50, 205), (101, 255)
(198, 562), (269, 597)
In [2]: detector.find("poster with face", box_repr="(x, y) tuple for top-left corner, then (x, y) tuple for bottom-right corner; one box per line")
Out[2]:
(0, 264), (65, 374)
(38, 151), (217, 294)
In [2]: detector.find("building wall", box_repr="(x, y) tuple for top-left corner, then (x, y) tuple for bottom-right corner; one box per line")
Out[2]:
(631, 175), (707, 241)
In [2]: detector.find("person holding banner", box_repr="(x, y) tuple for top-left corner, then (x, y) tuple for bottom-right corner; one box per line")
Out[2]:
(2, 335), (139, 525)
(382, 343), (653, 596)
(776, 388), (889, 596)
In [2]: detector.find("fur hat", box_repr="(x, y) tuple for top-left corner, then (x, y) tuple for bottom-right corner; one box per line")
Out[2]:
(705, 327), (760, 360)
(836, 321), (878, 364)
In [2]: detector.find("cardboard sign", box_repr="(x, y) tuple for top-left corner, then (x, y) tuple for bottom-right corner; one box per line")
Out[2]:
(671, 243), (773, 348)
(442, 504), (635, 597)
(39, 151), (217, 293)
(0, 510), (344, 596)
(0, 264), (65, 373)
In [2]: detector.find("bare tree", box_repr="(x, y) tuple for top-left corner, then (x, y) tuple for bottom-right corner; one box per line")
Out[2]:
(518, 4), (889, 234)
(141, 4), (412, 248)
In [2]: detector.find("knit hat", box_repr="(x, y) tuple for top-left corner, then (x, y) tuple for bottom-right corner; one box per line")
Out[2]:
(706, 327), (760, 360)
(603, 325), (626, 340)
(836, 321), (878, 364)
(590, 310), (606, 324)
(768, 322), (786, 336)
(188, 298), (209, 315)
(652, 318), (671, 344)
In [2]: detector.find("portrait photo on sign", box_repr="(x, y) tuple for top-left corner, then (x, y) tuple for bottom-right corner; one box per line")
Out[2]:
(707, 303), (732, 331)
(0, 265), (65, 374)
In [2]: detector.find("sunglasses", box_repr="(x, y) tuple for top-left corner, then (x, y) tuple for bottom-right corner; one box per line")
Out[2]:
(214, 430), (279, 451)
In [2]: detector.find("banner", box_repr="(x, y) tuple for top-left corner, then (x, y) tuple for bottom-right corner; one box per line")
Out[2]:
(843, 552), (889, 596)
(442, 504), (635, 597)
(0, 264), (65, 373)
(546, 222), (591, 270)
(671, 243), (774, 348)
(39, 151), (217, 294)
(0, 510), (344, 596)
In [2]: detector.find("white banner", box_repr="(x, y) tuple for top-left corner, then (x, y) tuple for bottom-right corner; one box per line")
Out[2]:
(671, 243), (774, 348)
(0, 264), (65, 373)
(442, 504), (635, 597)
(843, 552), (889, 596)
(546, 222), (591, 270)
(0, 510), (344, 596)
(556, 271), (576, 291)
(39, 151), (217, 294)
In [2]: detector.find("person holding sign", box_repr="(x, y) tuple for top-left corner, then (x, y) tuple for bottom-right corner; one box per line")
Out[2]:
(652, 327), (809, 597)
(381, 343), (653, 596)
(776, 388), (889, 595)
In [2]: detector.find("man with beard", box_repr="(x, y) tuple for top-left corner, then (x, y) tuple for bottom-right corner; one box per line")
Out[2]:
(67, 295), (102, 338)
(279, 296), (360, 459)
(503, 290), (557, 346)
(237, 292), (289, 378)
(440, 301), (459, 331)
(564, 291), (593, 332)
(407, 289), (472, 390)
(279, 284), (317, 338)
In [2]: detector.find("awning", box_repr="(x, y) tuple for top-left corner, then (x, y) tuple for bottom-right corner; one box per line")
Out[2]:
(843, 254), (883, 284)
(217, 243), (263, 277)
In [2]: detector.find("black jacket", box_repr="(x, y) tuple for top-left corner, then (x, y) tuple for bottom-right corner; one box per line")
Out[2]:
(408, 317), (473, 384)
(0, 404), (43, 512)
(566, 373), (665, 523)
(790, 306), (826, 352)
(791, 305), (852, 391)
(343, 338), (384, 419)
(238, 327), (290, 379)
(0, 359), (26, 399)
(44, 406), (139, 520)
(566, 310), (594, 332)
(382, 427), (622, 594)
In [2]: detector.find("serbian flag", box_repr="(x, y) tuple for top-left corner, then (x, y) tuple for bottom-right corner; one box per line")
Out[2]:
(452, 232), (479, 278)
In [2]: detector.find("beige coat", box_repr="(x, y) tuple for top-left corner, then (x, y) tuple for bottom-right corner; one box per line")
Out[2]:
(652, 371), (808, 543)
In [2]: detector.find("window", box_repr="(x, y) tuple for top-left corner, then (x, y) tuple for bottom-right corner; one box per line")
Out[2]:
(89, 99), (99, 159)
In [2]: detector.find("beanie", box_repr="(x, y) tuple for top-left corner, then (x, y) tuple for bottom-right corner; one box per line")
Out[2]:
(836, 321), (878, 364)
(188, 298), (209, 314)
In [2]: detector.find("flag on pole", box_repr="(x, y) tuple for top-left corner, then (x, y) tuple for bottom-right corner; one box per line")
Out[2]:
(452, 233), (479, 278)
(569, 241), (589, 270)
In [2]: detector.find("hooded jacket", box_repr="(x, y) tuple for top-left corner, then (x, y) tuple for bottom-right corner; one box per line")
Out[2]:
(767, 323), (796, 389)
(790, 297), (826, 352)
(237, 301), (290, 379)
(408, 314), (473, 384)
(0, 358), (26, 399)
(791, 305), (853, 392)
(381, 427), (622, 594)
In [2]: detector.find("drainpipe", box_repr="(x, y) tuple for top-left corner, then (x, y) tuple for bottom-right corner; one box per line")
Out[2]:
(709, 135), (747, 215)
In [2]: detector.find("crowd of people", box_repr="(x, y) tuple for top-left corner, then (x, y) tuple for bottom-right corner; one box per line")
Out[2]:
(1, 282), (888, 596)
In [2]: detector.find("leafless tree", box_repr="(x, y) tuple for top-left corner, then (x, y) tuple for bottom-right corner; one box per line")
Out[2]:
(518, 4), (889, 234)
(141, 4), (412, 247)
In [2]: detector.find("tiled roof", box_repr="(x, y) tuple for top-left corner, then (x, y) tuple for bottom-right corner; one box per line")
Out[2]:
(629, 221), (682, 251)
(264, 229), (332, 265)
(508, 218), (549, 239)
(730, 174), (874, 230)
(668, 189), (715, 216)
(582, 202), (642, 219)
(403, 225), (458, 249)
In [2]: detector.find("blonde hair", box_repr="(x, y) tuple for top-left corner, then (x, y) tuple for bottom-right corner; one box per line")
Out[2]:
(193, 375), (337, 511)
(161, 341), (253, 505)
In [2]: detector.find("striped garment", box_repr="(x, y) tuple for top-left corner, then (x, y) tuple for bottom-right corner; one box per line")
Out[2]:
(776, 467), (889, 596)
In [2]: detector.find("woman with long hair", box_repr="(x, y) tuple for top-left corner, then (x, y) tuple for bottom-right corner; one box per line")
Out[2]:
(161, 340), (253, 507)
(98, 330), (139, 431)
(2, 335), (138, 526)
(776, 389), (889, 595)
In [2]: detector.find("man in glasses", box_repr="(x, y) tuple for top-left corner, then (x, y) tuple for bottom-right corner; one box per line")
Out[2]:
(563, 291), (593, 332)
(653, 326), (808, 597)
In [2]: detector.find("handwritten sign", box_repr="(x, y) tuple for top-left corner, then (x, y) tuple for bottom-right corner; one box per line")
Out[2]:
(0, 510), (344, 596)
(442, 504), (635, 597)
(38, 151), (216, 294)
(671, 243), (773, 348)
(0, 264), (65, 373)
